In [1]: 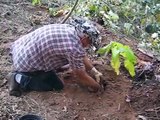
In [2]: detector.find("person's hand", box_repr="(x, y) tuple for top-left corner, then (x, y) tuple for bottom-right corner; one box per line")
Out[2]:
(90, 67), (103, 83)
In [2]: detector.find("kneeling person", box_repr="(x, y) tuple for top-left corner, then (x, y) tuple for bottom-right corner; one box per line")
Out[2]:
(8, 18), (103, 97)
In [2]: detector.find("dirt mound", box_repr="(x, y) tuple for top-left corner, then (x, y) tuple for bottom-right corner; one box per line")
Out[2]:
(129, 81), (160, 119)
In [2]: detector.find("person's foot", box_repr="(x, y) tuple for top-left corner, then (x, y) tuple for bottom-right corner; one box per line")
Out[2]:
(7, 73), (22, 97)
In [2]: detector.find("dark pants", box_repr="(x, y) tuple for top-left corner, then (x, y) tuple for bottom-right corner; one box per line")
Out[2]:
(17, 71), (64, 91)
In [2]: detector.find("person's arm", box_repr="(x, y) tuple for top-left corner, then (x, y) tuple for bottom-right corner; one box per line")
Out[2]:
(73, 68), (100, 92)
(83, 56), (103, 83)
(83, 56), (93, 71)
(67, 44), (101, 91)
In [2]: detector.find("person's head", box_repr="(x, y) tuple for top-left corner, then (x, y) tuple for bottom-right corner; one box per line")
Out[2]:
(79, 33), (91, 48)
(69, 17), (101, 50)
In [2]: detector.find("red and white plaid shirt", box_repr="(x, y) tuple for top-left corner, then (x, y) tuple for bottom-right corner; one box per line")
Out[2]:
(11, 24), (86, 72)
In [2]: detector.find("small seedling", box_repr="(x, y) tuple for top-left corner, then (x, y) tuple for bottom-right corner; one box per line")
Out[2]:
(97, 41), (137, 77)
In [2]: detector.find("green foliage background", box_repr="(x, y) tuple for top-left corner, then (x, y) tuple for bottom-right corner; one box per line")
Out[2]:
(32, 0), (160, 57)
(75, 0), (159, 75)
(74, 0), (160, 57)
(77, 0), (160, 33)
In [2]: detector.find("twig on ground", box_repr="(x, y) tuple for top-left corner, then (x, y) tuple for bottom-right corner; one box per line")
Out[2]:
(0, 4), (12, 8)
(0, 80), (7, 88)
(137, 48), (154, 59)
(147, 117), (160, 120)
(118, 103), (121, 111)
(137, 115), (147, 120)
(44, 106), (47, 120)
(23, 98), (32, 110)
(24, 96), (41, 114)
(145, 106), (160, 112)
(73, 114), (79, 120)
(11, 3), (30, 6)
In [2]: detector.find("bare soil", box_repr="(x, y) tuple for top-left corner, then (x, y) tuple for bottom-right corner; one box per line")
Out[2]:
(0, 1), (160, 120)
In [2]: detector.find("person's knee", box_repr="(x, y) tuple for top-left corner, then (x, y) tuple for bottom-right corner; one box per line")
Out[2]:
(54, 80), (64, 91)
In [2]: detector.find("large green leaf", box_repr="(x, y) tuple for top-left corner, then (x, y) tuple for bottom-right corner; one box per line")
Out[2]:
(97, 43), (112, 55)
(120, 46), (137, 64)
(111, 42), (136, 64)
(111, 47), (121, 75)
(124, 59), (135, 77)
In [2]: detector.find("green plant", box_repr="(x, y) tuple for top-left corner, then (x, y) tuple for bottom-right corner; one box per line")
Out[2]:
(97, 41), (137, 77)
(30, 0), (160, 59)
(32, 0), (41, 6)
